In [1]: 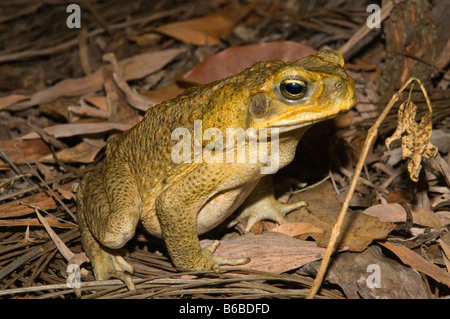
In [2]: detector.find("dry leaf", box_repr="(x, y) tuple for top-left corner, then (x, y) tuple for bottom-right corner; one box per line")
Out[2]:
(103, 68), (140, 125)
(141, 83), (184, 103)
(53, 182), (76, 201)
(36, 209), (74, 260)
(20, 122), (132, 140)
(112, 72), (155, 111)
(39, 96), (80, 122)
(68, 98), (110, 120)
(0, 192), (57, 218)
(270, 222), (324, 237)
(39, 139), (105, 164)
(129, 33), (162, 47)
(299, 245), (428, 299)
(434, 155), (450, 188)
(10, 48), (183, 110)
(432, 193), (450, 210)
(85, 96), (108, 111)
(288, 181), (396, 251)
(0, 218), (74, 228)
(68, 252), (89, 268)
(362, 203), (442, 228)
(379, 241), (450, 287)
(141, 83), (186, 106)
(438, 237), (450, 272)
(0, 139), (51, 167)
(385, 96), (438, 182)
(201, 232), (326, 273)
(0, 94), (28, 110)
(154, 6), (251, 46)
(184, 41), (317, 84)
(49, 140), (103, 164)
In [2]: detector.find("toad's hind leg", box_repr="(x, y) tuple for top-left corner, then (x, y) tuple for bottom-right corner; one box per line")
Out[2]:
(77, 164), (141, 290)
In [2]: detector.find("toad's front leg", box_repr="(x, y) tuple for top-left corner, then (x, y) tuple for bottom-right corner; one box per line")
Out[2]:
(155, 165), (250, 272)
(239, 175), (307, 232)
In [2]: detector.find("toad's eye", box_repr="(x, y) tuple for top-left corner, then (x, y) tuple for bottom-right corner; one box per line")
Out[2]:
(279, 78), (308, 100)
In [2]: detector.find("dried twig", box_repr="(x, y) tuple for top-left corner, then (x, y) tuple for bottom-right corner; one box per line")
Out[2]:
(0, 268), (342, 299)
(0, 228), (79, 282)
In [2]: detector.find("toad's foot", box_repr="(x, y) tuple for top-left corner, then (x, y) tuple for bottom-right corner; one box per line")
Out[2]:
(240, 195), (307, 232)
(238, 176), (307, 232)
(199, 240), (250, 273)
(90, 248), (135, 290)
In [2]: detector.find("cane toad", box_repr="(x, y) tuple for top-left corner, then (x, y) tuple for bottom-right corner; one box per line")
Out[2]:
(77, 49), (356, 290)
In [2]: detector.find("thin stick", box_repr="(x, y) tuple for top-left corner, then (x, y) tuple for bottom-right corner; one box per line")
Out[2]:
(306, 77), (428, 299)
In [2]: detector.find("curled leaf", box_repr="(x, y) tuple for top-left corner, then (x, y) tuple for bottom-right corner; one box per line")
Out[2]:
(385, 83), (438, 182)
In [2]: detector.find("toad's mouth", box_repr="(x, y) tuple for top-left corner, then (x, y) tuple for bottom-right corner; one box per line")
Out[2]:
(264, 92), (357, 133)
(269, 110), (348, 133)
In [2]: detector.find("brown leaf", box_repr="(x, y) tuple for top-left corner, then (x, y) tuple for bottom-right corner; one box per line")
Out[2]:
(385, 98), (438, 182)
(0, 139), (51, 167)
(68, 252), (89, 268)
(299, 245), (428, 299)
(20, 122), (132, 140)
(288, 181), (396, 251)
(0, 94), (28, 110)
(379, 241), (450, 287)
(36, 209), (75, 260)
(362, 203), (443, 228)
(154, 6), (252, 46)
(432, 193), (450, 210)
(53, 182), (76, 201)
(119, 49), (184, 81)
(140, 83), (185, 106)
(0, 192), (57, 218)
(112, 72), (156, 111)
(438, 238), (450, 272)
(68, 96), (109, 120)
(0, 216), (75, 229)
(184, 41), (317, 84)
(39, 139), (105, 164)
(103, 68), (140, 125)
(129, 33), (162, 47)
(201, 232), (326, 273)
(10, 48), (183, 110)
(270, 222), (324, 237)
(38, 96), (79, 122)
(84, 96), (108, 111)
